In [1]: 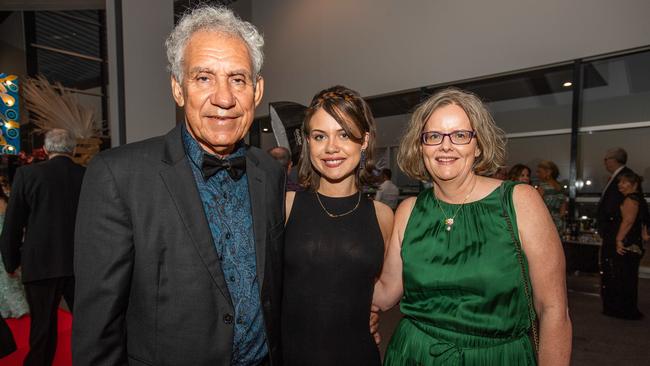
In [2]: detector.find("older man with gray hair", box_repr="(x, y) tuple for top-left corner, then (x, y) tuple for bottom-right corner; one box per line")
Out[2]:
(73, 6), (285, 366)
(0, 128), (85, 366)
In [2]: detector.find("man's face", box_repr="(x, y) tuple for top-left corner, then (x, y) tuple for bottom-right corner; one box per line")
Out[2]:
(171, 31), (264, 156)
(603, 155), (619, 174)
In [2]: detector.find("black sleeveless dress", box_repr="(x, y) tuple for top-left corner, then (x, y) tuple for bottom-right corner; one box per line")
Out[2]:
(281, 191), (384, 366)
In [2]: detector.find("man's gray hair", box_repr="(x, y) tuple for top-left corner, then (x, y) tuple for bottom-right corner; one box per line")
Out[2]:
(606, 147), (627, 165)
(165, 6), (264, 85)
(44, 129), (76, 154)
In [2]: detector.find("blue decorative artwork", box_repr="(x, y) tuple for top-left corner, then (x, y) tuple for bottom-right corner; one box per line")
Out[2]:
(0, 73), (20, 155)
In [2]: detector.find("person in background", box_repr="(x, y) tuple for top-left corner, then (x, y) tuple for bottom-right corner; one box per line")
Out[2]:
(0, 313), (16, 359)
(375, 168), (399, 210)
(0, 188), (29, 319)
(597, 147), (636, 319)
(606, 170), (647, 319)
(374, 87), (571, 365)
(267, 146), (291, 171)
(508, 163), (531, 185)
(282, 85), (393, 365)
(490, 166), (508, 180)
(268, 146), (302, 191)
(0, 177), (10, 198)
(0, 129), (85, 366)
(536, 160), (567, 233)
(0, 187), (21, 360)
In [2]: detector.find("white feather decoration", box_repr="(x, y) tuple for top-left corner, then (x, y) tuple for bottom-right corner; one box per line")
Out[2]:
(22, 75), (102, 139)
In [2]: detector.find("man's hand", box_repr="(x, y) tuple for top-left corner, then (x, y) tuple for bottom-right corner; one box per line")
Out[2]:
(369, 304), (381, 345)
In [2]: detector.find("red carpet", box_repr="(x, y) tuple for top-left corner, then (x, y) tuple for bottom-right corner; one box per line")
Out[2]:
(1, 309), (72, 366)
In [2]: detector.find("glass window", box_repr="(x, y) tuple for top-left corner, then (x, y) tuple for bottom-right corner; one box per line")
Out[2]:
(505, 134), (571, 187)
(582, 51), (650, 128)
(577, 127), (650, 195)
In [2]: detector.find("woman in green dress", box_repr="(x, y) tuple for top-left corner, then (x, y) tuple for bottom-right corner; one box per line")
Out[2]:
(535, 160), (567, 233)
(373, 88), (571, 365)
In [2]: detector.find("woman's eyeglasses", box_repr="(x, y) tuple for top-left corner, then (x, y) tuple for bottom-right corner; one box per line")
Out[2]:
(421, 130), (476, 146)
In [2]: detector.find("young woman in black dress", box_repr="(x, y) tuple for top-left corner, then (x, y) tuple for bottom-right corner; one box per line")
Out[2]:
(608, 170), (648, 319)
(281, 86), (393, 365)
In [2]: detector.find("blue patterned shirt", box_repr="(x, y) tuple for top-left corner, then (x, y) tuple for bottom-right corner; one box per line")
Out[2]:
(182, 126), (268, 366)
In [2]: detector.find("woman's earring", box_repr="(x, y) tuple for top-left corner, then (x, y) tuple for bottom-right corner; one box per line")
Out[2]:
(359, 149), (366, 171)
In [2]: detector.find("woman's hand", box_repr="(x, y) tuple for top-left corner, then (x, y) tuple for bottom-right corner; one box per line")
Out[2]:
(615, 240), (627, 255)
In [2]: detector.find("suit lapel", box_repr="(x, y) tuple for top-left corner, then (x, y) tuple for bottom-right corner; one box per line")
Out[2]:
(246, 151), (267, 286)
(159, 125), (233, 307)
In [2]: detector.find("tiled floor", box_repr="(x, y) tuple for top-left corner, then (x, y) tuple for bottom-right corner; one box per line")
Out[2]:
(377, 273), (650, 365)
(568, 273), (650, 366)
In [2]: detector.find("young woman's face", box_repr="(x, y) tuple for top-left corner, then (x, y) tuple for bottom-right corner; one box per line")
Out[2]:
(307, 108), (367, 186)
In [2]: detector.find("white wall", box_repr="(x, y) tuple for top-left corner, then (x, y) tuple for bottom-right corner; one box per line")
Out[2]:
(254, 0), (650, 108)
(106, 0), (175, 146)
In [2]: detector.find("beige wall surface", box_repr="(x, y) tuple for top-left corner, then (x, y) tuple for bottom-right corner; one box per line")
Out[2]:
(106, 0), (175, 146)
(253, 0), (650, 108)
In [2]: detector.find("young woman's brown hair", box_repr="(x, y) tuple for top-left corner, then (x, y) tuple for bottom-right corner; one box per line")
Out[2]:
(297, 85), (376, 191)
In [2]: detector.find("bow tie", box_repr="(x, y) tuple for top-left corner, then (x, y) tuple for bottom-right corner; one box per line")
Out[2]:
(201, 154), (246, 181)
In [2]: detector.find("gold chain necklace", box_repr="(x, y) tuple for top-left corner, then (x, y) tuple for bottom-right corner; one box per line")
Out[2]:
(316, 191), (361, 218)
(435, 180), (477, 232)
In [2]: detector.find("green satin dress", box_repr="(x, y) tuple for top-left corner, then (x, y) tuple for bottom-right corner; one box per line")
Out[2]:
(384, 181), (537, 365)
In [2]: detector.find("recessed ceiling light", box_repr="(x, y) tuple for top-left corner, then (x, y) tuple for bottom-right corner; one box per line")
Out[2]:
(262, 127), (269, 132)
(562, 81), (572, 87)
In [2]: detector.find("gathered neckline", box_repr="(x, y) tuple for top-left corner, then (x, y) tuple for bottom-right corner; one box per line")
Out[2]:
(432, 181), (505, 206)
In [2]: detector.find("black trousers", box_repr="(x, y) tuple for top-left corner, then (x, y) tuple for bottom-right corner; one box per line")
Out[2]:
(0, 315), (17, 358)
(23, 276), (74, 366)
(601, 252), (642, 319)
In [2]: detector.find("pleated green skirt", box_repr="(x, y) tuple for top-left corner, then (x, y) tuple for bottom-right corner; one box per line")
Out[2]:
(384, 318), (536, 366)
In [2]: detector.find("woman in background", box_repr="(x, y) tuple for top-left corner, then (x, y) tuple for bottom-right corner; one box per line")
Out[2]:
(536, 160), (567, 233)
(603, 170), (648, 319)
(282, 86), (393, 365)
(0, 177), (10, 198)
(508, 163), (531, 184)
(374, 88), (571, 365)
(0, 188), (29, 319)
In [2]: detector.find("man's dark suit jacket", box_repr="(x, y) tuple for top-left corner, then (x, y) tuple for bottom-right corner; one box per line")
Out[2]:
(597, 166), (634, 256)
(72, 124), (285, 366)
(0, 156), (85, 282)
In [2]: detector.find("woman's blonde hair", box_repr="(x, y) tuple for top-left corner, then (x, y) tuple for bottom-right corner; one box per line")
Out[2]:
(538, 160), (560, 180)
(398, 87), (505, 181)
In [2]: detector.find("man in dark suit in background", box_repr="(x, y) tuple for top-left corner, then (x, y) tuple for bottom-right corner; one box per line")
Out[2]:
(267, 146), (302, 191)
(597, 147), (634, 316)
(72, 6), (285, 366)
(0, 128), (85, 366)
